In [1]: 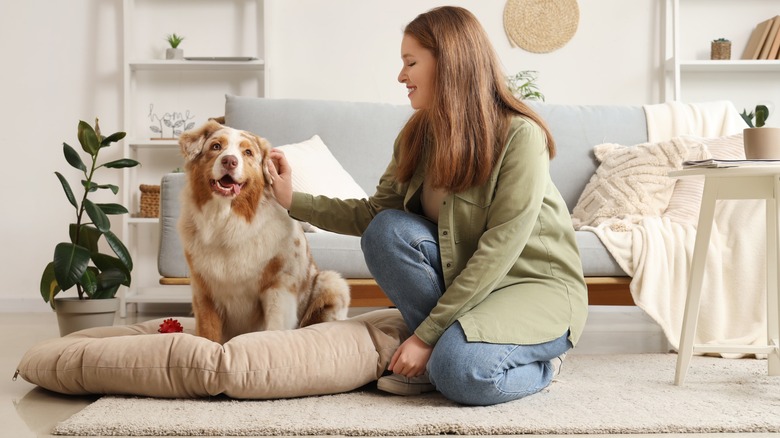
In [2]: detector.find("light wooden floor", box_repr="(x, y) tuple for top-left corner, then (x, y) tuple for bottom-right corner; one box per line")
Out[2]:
(3, 308), (769, 438)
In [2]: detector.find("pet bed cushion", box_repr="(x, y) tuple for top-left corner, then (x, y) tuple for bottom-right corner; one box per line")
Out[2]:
(16, 309), (407, 399)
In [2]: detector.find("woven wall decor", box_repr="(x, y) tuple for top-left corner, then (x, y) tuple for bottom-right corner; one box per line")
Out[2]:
(504, 0), (580, 53)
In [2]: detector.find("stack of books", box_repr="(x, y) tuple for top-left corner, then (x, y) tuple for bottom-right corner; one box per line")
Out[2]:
(742, 15), (780, 60)
(683, 159), (780, 168)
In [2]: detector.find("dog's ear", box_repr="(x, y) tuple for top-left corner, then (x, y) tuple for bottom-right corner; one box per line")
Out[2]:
(179, 119), (223, 162)
(257, 136), (274, 186)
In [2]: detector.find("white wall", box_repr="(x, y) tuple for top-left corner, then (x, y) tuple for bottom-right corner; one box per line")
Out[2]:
(0, 0), (777, 312)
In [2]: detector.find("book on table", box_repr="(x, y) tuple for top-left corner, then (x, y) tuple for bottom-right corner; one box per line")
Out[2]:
(683, 159), (780, 168)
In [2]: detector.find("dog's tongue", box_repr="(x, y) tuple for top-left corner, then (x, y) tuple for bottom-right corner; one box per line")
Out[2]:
(220, 175), (242, 195)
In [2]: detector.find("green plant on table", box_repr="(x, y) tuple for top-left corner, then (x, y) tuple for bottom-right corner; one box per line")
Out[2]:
(507, 70), (545, 102)
(40, 119), (140, 309)
(741, 104), (770, 128)
(165, 33), (185, 49)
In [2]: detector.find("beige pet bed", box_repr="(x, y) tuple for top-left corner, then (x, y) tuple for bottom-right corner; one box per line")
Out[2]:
(16, 309), (407, 399)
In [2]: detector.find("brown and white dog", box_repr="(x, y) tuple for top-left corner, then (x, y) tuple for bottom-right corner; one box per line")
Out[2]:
(178, 120), (350, 343)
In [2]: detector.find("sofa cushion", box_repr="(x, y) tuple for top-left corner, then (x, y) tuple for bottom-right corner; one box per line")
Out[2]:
(158, 172), (188, 278)
(276, 134), (368, 201)
(571, 138), (690, 229)
(16, 309), (408, 399)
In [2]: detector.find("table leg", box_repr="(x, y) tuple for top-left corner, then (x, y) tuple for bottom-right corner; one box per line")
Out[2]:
(770, 177), (780, 375)
(675, 179), (718, 386)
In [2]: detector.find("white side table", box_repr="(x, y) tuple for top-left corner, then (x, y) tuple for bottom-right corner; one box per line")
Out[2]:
(669, 166), (780, 385)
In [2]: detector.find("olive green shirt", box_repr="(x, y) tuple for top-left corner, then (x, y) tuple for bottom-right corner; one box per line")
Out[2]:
(289, 116), (588, 347)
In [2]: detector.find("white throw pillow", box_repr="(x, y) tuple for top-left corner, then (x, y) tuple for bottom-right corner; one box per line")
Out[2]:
(276, 135), (369, 232)
(276, 135), (368, 200)
(572, 137), (690, 229)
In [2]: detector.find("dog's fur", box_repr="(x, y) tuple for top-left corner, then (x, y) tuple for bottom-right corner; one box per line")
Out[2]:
(178, 120), (350, 343)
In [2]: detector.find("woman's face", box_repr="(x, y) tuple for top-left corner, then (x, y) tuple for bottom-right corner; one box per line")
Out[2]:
(398, 34), (436, 110)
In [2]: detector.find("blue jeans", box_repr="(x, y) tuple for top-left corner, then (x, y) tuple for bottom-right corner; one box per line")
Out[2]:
(361, 210), (571, 406)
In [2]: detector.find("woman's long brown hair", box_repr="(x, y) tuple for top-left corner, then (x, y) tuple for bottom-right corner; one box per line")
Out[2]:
(396, 6), (555, 193)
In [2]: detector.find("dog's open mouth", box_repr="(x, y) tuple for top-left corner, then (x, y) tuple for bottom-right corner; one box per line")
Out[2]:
(210, 175), (245, 197)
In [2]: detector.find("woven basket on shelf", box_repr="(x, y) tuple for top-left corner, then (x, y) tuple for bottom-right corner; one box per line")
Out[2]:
(139, 184), (161, 218)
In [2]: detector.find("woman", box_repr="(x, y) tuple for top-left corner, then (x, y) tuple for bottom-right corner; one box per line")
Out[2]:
(268, 6), (587, 406)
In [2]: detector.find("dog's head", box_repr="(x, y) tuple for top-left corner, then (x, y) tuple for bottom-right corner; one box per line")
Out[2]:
(179, 120), (274, 218)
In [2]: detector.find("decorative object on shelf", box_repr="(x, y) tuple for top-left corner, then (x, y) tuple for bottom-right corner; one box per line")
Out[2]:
(710, 38), (731, 60)
(503, 0), (579, 53)
(139, 184), (161, 218)
(741, 104), (780, 159)
(148, 104), (195, 139)
(507, 70), (545, 101)
(165, 33), (185, 60)
(39, 119), (139, 335)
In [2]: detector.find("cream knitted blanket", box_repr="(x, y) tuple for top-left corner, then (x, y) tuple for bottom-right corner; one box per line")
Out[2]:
(582, 101), (765, 353)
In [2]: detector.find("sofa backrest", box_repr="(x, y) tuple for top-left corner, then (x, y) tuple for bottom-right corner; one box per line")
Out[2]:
(528, 102), (649, 210)
(224, 96), (649, 212)
(225, 95), (413, 196)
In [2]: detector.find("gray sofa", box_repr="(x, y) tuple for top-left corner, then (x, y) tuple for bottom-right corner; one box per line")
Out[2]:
(159, 95), (647, 305)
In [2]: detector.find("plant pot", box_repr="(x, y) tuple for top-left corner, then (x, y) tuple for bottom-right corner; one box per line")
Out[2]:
(166, 48), (183, 60)
(710, 41), (731, 60)
(744, 127), (780, 159)
(54, 297), (119, 336)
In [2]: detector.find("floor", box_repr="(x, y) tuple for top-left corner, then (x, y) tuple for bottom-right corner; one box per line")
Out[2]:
(3, 307), (777, 438)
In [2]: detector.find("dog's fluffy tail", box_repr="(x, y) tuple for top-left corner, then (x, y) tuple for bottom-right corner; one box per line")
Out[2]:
(299, 271), (350, 327)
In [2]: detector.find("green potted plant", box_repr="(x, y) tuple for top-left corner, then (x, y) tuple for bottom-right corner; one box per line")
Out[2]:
(165, 33), (185, 60)
(507, 70), (545, 102)
(40, 118), (139, 335)
(741, 105), (780, 159)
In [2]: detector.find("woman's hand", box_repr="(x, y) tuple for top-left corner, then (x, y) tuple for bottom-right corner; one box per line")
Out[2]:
(388, 334), (433, 377)
(267, 149), (293, 210)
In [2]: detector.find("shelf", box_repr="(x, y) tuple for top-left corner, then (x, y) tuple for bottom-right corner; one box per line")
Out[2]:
(128, 139), (179, 149)
(129, 59), (265, 71)
(128, 217), (159, 225)
(678, 60), (780, 72)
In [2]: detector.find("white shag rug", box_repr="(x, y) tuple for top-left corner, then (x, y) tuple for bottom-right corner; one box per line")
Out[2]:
(53, 354), (780, 436)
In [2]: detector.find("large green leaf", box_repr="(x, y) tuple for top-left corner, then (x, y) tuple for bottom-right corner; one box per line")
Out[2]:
(96, 203), (128, 215)
(84, 199), (110, 232)
(103, 158), (140, 169)
(69, 224), (101, 252)
(52, 242), (90, 291)
(101, 131), (126, 147)
(40, 262), (61, 308)
(92, 269), (125, 299)
(63, 143), (86, 172)
(91, 252), (131, 287)
(104, 230), (133, 271)
(55, 172), (78, 209)
(77, 120), (99, 155)
(80, 268), (98, 297)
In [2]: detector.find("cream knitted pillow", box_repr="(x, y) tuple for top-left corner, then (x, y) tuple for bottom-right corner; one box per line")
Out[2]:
(572, 138), (690, 228)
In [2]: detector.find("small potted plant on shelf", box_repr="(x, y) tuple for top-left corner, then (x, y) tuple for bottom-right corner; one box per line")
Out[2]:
(165, 33), (185, 60)
(710, 38), (731, 60)
(741, 104), (780, 159)
(40, 119), (140, 336)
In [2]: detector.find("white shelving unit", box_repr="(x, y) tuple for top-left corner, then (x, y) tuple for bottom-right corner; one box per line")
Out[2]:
(119, 0), (265, 316)
(665, 0), (780, 106)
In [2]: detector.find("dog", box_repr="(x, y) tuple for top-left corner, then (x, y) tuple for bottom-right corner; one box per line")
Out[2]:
(177, 120), (350, 343)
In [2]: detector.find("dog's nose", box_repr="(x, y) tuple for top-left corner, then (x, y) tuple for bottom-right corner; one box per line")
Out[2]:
(221, 155), (238, 170)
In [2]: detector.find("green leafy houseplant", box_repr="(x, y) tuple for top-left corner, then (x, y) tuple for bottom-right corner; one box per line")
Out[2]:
(40, 119), (140, 309)
(165, 33), (185, 49)
(741, 104), (770, 128)
(507, 70), (545, 102)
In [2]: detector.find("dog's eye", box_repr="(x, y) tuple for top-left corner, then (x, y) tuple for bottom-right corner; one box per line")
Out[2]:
(244, 149), (253, 157)
(211, 143), (221, 151)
